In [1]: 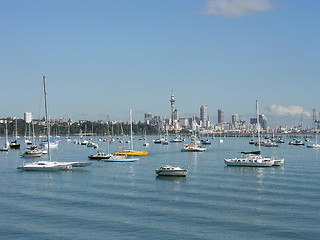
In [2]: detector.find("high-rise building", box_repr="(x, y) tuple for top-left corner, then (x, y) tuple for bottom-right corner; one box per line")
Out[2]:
(259, 114), (267, 130)
(232, 113), (239, 124)
(200, 105), (208, 123)
(145, 112), (152, 124)
(218, 109), (224, 124)
(250, 115), (267, 130)
(24, 112), (32, 123)
(173, 109), (179, 121)
(170, 89), (175, 126)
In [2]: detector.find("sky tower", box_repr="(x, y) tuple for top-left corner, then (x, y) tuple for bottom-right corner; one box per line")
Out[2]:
(170, 89), (175, 126)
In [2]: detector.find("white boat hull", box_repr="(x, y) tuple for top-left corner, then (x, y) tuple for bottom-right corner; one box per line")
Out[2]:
(155, 169), (188, 176)
(224, 158), (274, 167)
(17, 161), (72, 171)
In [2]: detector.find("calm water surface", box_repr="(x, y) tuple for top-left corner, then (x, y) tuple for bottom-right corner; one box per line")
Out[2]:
(0, 136), (319, 239)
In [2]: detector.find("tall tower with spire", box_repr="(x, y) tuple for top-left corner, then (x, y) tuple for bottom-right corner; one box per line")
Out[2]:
(170, 89), (175, 127)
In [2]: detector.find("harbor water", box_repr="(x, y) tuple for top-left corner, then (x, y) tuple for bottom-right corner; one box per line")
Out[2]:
(0, 136), (319, 240)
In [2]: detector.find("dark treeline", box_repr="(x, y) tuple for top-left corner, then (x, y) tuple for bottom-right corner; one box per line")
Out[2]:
(0, 119), (160, 137)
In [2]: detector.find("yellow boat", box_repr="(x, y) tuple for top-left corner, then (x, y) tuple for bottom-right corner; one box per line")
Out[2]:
(114, 150), (148, 156)
(114, 110), (149, 157)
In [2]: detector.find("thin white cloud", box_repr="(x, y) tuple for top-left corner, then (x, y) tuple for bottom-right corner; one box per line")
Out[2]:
(268, 105), (311, 117)
(201, 0), (275, 17)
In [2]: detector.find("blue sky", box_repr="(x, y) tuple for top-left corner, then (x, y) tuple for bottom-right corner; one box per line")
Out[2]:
(1, 0), (319, 127)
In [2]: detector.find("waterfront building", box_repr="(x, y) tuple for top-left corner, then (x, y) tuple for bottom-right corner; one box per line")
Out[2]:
(218, 109), (224, 124)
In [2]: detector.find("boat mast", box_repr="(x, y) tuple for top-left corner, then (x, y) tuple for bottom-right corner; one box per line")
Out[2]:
(130, 109), (133, 151)
(5, 121), (8, 148)
(256, 100), (261, 152)
(43, 76), (51, 161)
(15, 118), (18, 140)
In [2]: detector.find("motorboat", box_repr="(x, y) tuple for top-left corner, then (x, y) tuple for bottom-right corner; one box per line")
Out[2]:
(155, 165), (188, 177)
(170, 137), (183, 143)
(21, 146), (42, 158)
(10, 140), (20, 149)
(289, 139), (305, 145)
(88, 151), (112, 160)
(201, 139), (211, 145)
(307, 143), (320, 148)
(263, 140), (279, 147)
(87, 142), (98, 148)
(41, 140), (59, 148)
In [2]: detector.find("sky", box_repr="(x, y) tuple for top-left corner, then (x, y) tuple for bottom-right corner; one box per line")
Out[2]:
(1, 0), (319, 127)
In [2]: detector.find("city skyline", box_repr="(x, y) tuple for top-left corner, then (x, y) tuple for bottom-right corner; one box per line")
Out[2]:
(1, 0), (319, 127)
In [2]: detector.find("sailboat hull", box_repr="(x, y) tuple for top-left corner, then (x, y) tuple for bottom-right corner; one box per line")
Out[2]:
(114, 150), (148, 156)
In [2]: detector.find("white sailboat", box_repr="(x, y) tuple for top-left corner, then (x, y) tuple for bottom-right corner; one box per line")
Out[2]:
(224, 100), (284, 167)
(10, 118), (20, 149)
(307, 129), (320, 148)
(114, 110), (147, 157)
(18, 76), (92, 171)
(0, 121), (9, 151)
(181, 130), (206, 152)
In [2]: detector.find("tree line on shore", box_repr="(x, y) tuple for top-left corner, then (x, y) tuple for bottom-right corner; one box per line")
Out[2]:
(0, 119), (163, 137)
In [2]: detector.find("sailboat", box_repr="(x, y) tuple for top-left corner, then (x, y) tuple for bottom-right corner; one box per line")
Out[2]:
(181, 130), (206, 152)
(10, 118), (20, 149)
(0, 121), (9, 151)
(307, 129), (320, 148)
(143, 128), (149, 146)
(114, 110), (148, 156)
(17, 76), (92, 171)
(224, 100), (284, 167)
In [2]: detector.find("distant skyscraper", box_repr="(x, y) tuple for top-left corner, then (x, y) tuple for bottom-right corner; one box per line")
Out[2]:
(170, 89), (175, 126)
(259, 114), (267, 130)
(232, 113), (239, 124)
(145, 112), (152, 124)
(173, 109), (179, 121)
(200, 105), (208, 123)
(218, 109), (224, 124)
(250, 115), (267, 130)
(24, 112), (32, 123)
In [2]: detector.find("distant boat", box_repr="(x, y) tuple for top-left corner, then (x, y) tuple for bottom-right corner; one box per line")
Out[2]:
(88, 151), (112, 160)
(307, 130), (320, 148)
(17, 76), (92, 171)
(155, 166), (188, 177)
(181, 131), (206, 152)
(21, 145), (42, 158)
(10, 118), (20, 149)
(289, 139), (305, 145)
(0, 122), (9, 151)
(104, 155), (139, 162)
(224, 101), (284, 167)
(114, 110), (148, 156)
(201, 139), (211, 145)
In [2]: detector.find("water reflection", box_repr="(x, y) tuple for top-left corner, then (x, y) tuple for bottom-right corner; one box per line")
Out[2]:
(155, 176), (187, 183)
